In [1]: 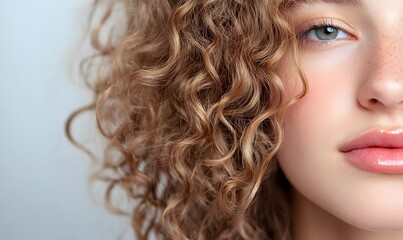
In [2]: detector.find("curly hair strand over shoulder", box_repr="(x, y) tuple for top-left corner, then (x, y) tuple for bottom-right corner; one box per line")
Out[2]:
(68, 0), (306, 239)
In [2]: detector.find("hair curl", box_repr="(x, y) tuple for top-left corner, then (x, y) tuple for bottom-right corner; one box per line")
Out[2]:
(67, 0), (306, 239)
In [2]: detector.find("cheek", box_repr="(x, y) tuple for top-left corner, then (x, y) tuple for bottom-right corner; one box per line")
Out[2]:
(279, 56), (353, 154)
(276, 52), (355, 219)
(278, 47), (359, 157)
(277, 70), (345, 198)
(278, 47), (358, 126)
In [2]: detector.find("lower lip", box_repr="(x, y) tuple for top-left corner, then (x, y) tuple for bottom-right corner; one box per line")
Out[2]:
(344, 148), (403, 173)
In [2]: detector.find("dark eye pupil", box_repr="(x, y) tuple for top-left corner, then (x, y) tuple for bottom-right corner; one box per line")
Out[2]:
(315, 26), (339, 40)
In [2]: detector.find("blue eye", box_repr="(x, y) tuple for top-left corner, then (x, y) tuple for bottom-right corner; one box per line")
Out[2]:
(313, 26), (339, 40)
(304, 25), (350, 41)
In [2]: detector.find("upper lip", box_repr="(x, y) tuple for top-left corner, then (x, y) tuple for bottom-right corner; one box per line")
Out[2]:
(340, 129), (403, 152)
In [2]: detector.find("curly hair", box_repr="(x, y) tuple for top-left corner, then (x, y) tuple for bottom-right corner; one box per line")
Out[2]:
(67, 0), (306, 239)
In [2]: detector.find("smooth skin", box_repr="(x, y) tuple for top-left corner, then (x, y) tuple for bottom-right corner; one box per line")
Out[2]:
(277, 0), (403, 239)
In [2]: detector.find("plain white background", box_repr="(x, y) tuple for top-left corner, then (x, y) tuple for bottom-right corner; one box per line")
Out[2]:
(0, 0), (134, 239)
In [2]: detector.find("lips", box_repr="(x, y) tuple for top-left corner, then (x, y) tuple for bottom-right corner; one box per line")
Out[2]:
(340, 129), (403, 173)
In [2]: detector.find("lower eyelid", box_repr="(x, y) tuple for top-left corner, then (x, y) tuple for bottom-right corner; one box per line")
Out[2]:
(299, 38), (343, 48)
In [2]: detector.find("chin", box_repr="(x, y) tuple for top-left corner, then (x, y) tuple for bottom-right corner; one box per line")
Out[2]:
(328, 180), (403, 232)
(340, 204), (403, 232)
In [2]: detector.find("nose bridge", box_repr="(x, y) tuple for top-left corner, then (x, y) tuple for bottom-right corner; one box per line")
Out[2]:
(359, 31), (403, 111)
(371, 33), (402, 76)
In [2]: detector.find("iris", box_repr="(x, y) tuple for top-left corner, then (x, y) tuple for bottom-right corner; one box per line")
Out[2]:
(314, 26), (339, 40)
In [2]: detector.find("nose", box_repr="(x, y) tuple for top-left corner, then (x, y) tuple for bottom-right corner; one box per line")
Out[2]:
(358, 34), (403, 112)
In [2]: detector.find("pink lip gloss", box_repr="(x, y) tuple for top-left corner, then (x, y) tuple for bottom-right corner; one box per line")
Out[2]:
(340, 129), (403, 173)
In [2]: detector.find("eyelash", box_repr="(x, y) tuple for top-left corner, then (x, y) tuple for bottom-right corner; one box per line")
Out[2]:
(298, 19), (352, 47)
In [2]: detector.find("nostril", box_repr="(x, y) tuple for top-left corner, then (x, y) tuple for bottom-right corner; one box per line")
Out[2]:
(369, 98), (378, 105)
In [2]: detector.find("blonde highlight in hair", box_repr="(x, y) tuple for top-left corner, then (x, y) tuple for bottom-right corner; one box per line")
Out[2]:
(68, 0), (305, 239)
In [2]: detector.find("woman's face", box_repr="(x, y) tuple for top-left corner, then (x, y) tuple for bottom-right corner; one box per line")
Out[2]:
(278, 0), (403, 231)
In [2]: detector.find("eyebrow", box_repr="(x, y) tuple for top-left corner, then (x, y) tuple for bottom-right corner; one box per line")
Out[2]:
(288, 0), (366, 9)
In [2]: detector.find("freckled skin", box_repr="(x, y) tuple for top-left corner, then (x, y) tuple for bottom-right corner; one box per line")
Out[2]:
(277, 0), (403, 239)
